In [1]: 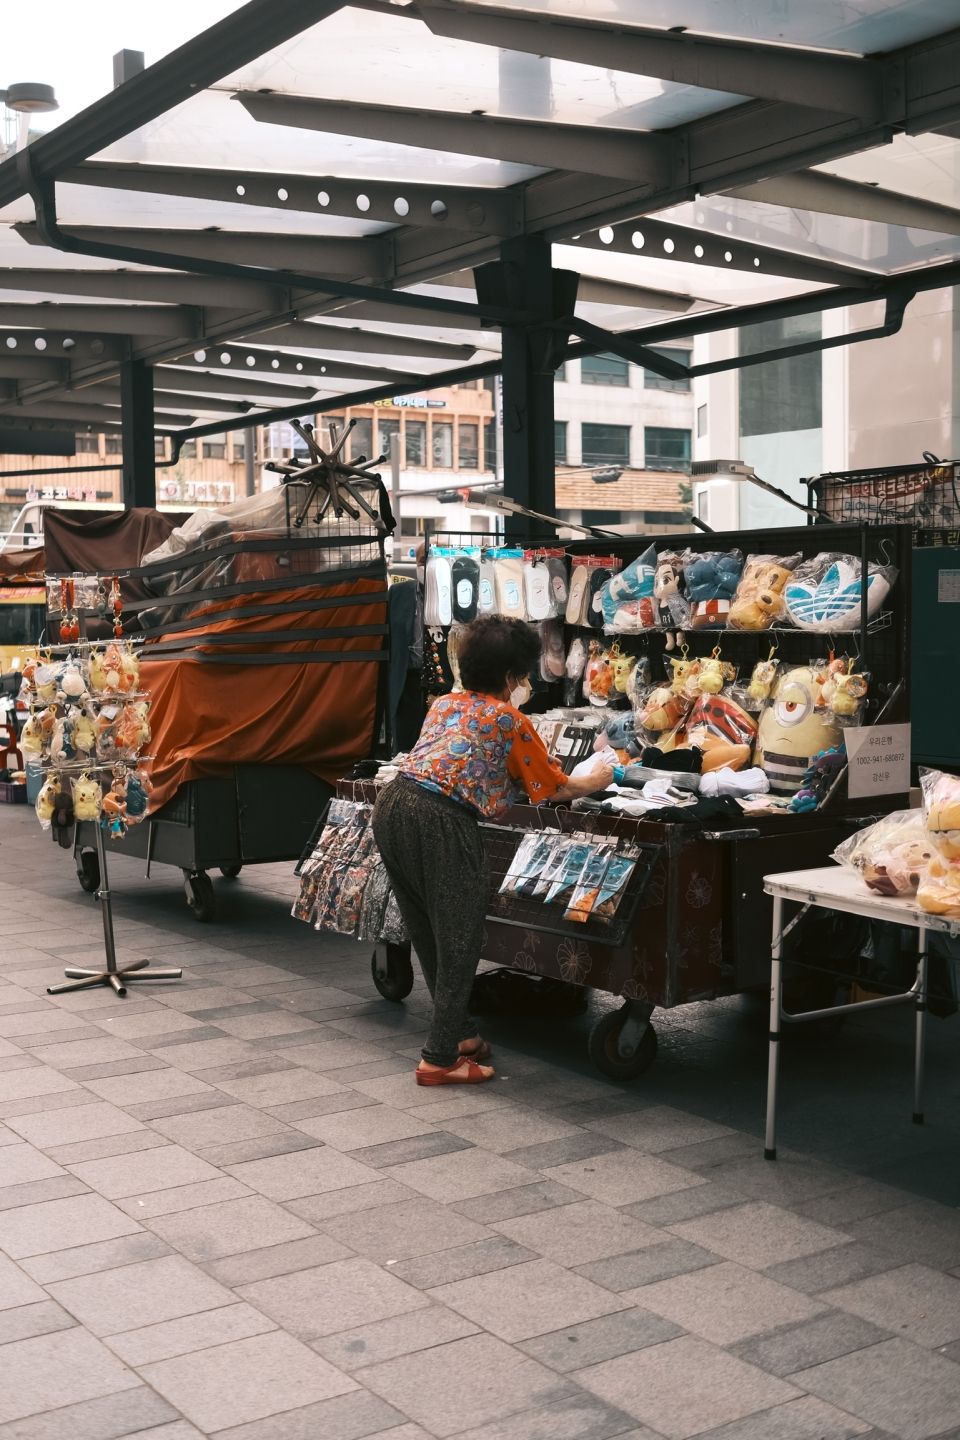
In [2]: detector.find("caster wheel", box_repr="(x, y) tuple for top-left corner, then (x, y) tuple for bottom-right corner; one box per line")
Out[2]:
(371, 945), (414, 1002)
(219, 865), (242, 879)
(588, 1010), (658, 1081)
(76, 848), (100, 895)
(184, 871), (215, 923)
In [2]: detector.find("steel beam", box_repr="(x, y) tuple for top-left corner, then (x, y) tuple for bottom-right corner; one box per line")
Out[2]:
(120, 360), (156, 506)
(253, 320), (478, 361)
(0, 401), (192, 426)
(0, 0), (350, 208)
(66, 161), (523, 238)
(14, 223), (393, 281)
(566, 214), (877, 288)
(319, 299), (484, 330)
(431, 267), (699, 313)
(234, 94), (676, 187)
(414, 1), (887, 119)
(725, 169), (960, 236)
(0, 332), (126, 362)
(168, 346), (425, 384)
(0, 267), (286, 310)
(0, 303), (198, 337)
(154, 366), (320, 402)
(64, 384), (250, 415)
(0, 357), (70, 381)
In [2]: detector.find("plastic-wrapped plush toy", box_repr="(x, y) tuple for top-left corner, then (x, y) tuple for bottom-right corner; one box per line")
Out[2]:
(747, 654), (780, 706)
(124, 770), (151, 820)
(637, 683), (689, 737)
(669, 654), (703, 701)
(683, 550), (743, 629)
(653, 551), (689, 649)
(610, 648), (637, 697)
(72, 710), (97, 758)
(695, 652), (736, 696)
(600, 544), (657, 632)
(60, 665), (86, 700)
(917, 853), (960, 917)
(789, 745), (846, 813)
(35, 776), (58, 829)
(825, 664), (869, 720)
(583, 642), (614, 706)
(675, 692), (757, 771)
(600, 711), (643, 760)
(728, 553), (800, 631)
(564, 638), (588, 706)
(20, 712), (44, 755)
(116, 702), (151, 756)
(833, 809), (934, 897)
(101, 775), (128, 837)
(784, 552), (897, 631)
(72, 772), (102, 822)
(755, 664), (842, 796)
(920, 767), (960, 860)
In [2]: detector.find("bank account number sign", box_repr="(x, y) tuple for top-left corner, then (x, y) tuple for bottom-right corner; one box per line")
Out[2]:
(845, 724), (912, 799)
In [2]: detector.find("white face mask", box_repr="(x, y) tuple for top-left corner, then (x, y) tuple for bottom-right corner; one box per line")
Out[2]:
(509, 679), (533, 709)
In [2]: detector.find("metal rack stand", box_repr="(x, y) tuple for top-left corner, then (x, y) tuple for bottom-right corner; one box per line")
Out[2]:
(49, 816), (182, 996)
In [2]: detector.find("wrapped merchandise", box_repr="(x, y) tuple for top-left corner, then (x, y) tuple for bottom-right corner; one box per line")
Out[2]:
(728, 553), (801, 630)
(755, 665), (842, 796)
(478, 556), (497, 614)
(920, 767), (960, 860)
(539, 619), (566, 682)
(599, 544), (657, 632)
(72, 772), (102, 822)
(783, 552), (897, 631)
(675, 692), (757, 772)
(500, 832), (554, 897)
(832, 809), (934, 897)
(592, 851), (639, 921)
(636, 682), (690, 738)
(820, 660), (869, 721)
(546, 840), (596, 907)
(564, 845), (613, 923)
(788, 745), (846, 813)
(745, 655), (781, 708)
(566, 557), (593, 626)
(423, 552), (453, 627)
(523, 554), (553, 621)
(587, 564), (616, 631)
(451, 551), (480, 624)
(534, 836), (573, 896)
(564, 638), (588, 706)
(683, 550), (743, 629)
(917, 854), (960, 917)
(600, 711), (644, 759)
(654, 551), (690, 634)
(546, 556), (569, 616)
(583, 642), (615, 706)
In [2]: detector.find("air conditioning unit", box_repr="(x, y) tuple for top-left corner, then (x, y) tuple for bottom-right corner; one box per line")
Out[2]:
(690, 459), (756, 531)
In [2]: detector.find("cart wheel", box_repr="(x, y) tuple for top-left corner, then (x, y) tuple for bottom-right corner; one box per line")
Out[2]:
(184, 870), (215, 923)
(76, 848), (100, 895)
(589, 1010), (658, 1081)
(219, 865), (242, 879)
(371, 945), (414, 1002)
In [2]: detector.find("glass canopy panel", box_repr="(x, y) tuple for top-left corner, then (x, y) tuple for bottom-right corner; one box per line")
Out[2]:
(99, 91), (543, 187)
(220, 7), (742, 128)
(820, 135), (960, 213)
(657, 196), (960, 275)
(553, 242), (824, 308)
(451, 0), (958, 53)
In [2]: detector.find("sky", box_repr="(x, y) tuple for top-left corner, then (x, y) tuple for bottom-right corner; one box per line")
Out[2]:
(3, 2), (239, 132)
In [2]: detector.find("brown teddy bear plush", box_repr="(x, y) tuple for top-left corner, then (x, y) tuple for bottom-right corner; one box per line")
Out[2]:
(728, 555), (799, 631)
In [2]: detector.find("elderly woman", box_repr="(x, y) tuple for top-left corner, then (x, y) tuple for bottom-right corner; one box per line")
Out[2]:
(373, 615), (613, 1086)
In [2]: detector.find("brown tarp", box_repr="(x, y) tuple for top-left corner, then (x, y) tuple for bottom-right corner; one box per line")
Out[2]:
(42, 508), (192, 578)
(0, 547), (45, 581)
(140, 576), (386, 811)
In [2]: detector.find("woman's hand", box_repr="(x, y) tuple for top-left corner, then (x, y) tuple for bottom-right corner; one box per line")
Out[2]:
(553, 758), (615, 803)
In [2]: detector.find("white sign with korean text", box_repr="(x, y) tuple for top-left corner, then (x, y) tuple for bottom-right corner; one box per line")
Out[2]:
(845, 723), (911, 799)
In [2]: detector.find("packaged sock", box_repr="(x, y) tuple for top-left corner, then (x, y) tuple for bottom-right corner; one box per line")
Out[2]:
(565, 845), (613, 924)
(478, 558), (497, 614)
(546, 840), (595, 906)
(592, 851), (638, 920)
(495, 551), (526, 618)
(451, 553), (480, 623)
(566, 560), (591, 626)
(540, 618), (567, 682)
(424, 553), (452, 627)
(547, 556), (569, 616)
(587, 568), (613, 631)
(523, 558), (552, 621)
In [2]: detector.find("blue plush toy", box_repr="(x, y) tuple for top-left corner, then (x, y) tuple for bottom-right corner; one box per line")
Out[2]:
(684, 551), (744, 629)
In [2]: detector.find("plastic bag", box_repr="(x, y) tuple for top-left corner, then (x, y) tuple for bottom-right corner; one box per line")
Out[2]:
(599, 543), (657, 631)
(832, 809), (934, 897)
(539, 618), (566, 682)
(564, 846), (613, 923)
(683, 550), (743, 629)
(583, 642), (615, 707)
(783, 552), (897, 632)
(654, 550), (690, 630)
(728, 553), (801, 631)
(917, 854), (960, 917)
(920, 767), (960, 860)
(546, 840), (595, 906)
(592, 851), (639, 921)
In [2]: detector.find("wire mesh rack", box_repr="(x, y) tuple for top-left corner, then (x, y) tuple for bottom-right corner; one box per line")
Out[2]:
(807, 460), (960, 541)
(481, 819), (661, 947)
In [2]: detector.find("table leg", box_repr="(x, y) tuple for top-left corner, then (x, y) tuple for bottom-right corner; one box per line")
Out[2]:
(913, 925), (928, 1126)
(764, 894), (784, 1161)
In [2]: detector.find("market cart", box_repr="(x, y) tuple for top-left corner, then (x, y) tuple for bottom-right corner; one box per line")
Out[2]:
(354, 519), (914, 1078)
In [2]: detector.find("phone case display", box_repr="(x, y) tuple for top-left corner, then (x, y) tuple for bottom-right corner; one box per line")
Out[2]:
(293, 797), (410, 942)
(783, 552), (897, 631)
(832, 809), (935, 898)
(683, 550), (743, 629)
(727, 553), (801, 631)
(23, 641), (154, 843)
(451, 552), (480, 623)
(754, 664), (843, 795)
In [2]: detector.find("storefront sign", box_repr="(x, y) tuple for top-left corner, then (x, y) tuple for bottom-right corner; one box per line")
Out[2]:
(160, 479), (235, 505)
(21, 484), (101, 503)
(373, 396), (446, 409)
(846, 723), (911, 798)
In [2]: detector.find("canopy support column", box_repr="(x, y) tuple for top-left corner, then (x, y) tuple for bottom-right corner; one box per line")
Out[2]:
(120, 359), (155, 508)
(476, 238), (577, 532)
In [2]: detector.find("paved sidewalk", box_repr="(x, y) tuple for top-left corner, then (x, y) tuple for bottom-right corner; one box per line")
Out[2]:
(1, 804), (960, 1440)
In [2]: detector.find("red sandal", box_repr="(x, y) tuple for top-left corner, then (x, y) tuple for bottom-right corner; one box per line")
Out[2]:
(415, 1057), (495, 1086)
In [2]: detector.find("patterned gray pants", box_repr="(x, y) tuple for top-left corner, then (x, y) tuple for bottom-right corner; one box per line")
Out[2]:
(373, 776), (487, 1066)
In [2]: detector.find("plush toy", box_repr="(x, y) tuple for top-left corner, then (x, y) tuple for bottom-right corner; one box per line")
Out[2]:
(20, 713), (44, 755)
(695, 655), (735, 696)
(87, 649), (108, 693)
(602, 545), (657, 628)
(72, 711), (97, 757)
(747, 656), (780, 705)
(676, 692), (758, 771)
(917, 853), (960, 916)
(863, 836), (935, 897)
(49, 717), (75, 765)
(611, 650), (637, 695)
(728, 555), (798, 631)
(828, 668), (869, 719)
(654, 551), (689, 648)
(600, 712), (643, 759)
(60, 666), (86, 700)
(564, 638), (588, 707)
(33, 664), (60, 705)
(584, 642), (614, 705)
(670, 655), (702, 700)
(50, 785), (75, 849)
(638, 685), (689, 735)
(124, 771), (151, 819)
(789, 745), (846, 813)
(921, 768), (960, 860)
(72, 772), (102, 821)
(755, 665), (843, 796)
(684, 551), (743, 629)
(784, 554), (895, 631)
(35, 776), (57, 827)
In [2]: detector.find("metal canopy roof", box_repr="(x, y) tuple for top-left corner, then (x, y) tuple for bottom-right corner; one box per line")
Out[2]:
(3, 0), (960, 451)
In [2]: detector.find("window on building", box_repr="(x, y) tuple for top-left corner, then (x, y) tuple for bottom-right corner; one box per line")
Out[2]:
(581, 353), (630, 387)
(180, 439), (197, 459)
(697, 403), (708, 438)
(202, 439), (226, 459)
(554, 420), (568, 464)
(484, 419), (497, 473)
(432, 420), (453, 468)
(458, 422), (478, 469)
(555, 362), (567, 382)
(581, 422), (630, 467)
(405, 419), (426, 467)
(76, 431), (100, 453)
(739, 314), (822, 437)
(376, 414), (401, 458)
(349, 417), (372, 462)
(644, 426), (691, 471)
(104, 436), (123, 455)
(644, 510), (691, 526)
(154, 437), (167, 460)
(232, 436), (246, 461)
(643, 346), (691, 392)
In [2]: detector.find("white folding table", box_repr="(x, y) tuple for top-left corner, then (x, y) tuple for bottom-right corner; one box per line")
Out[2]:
(762, 865), (960, 1160)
